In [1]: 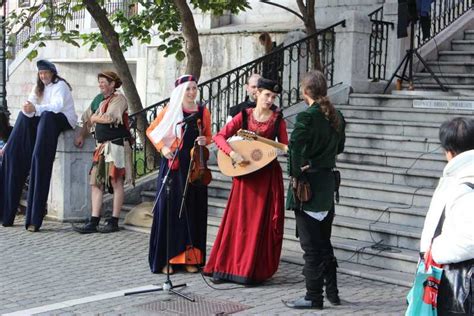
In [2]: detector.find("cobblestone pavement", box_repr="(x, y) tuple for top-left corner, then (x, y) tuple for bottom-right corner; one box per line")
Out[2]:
(1, 218), (409, 315)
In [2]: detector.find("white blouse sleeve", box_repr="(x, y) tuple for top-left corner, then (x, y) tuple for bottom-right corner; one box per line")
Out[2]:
(34, 81), (71, 115)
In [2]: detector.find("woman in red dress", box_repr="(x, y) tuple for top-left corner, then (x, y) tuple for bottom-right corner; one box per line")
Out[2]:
(204, 78), (288, 284)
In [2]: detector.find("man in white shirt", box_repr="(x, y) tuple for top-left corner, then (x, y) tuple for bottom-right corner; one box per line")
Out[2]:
(0, 60), (77, 232)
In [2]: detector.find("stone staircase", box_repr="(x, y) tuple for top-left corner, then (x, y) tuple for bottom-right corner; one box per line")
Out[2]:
(121, 93), (474, 287)
(415, 28), (474, 95)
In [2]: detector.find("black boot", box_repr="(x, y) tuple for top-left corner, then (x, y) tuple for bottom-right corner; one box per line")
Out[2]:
(97, 216), (119, 233)
(72, 216), (100, 234)
(303, 263), (325, 309)
(324, 256), (341, 305)
(284, 297), (323, 310)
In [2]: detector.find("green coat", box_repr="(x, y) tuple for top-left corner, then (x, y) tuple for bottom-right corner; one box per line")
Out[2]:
(286, 103), (346, 212)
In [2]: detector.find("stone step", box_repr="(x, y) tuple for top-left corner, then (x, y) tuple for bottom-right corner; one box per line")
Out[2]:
(208, 192), (426, 231)
(275, 160), (439, 188)
(147, 170), (433, 220)
(282, 232), (418, 274)
(347, 93), (474, 108)
(345, 131), (441, 153)
(426, 61), (474, 74)
(464, 30), (474, 40)
(339, 105), (474, 124)
(207, 215), (418, 278)
(345, 118), (440, 138)
(415, 72), (474, 85)
(206, 176), (429, 210)
(142, 157), (436, 218)
(465, 30), (474, 40)
(406, 83), (474, 96)
(337, 161), (440, 188)
(283, 253), (414, 288)
(340, 178), (433, 207)
(282, 213), (421, 252)
(339, 146), (446, 171)
(273, 155), (439, 187)
(141, 190), (158, 202)
(451, 39), (474, 51)
(337, 197), (426, 228)
(438, 50), (474, 62)
(204, 173), (434, 208)
(120, 206), (414, 286)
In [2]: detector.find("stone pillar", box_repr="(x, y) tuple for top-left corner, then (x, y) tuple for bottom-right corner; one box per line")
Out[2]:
(46, 129), (95, 222)
(333, 10), (372, 92)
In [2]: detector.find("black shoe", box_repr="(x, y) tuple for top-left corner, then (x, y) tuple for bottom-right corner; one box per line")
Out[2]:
(209, 277), (226, 284)
(72, 221), (98, 234)
(283, 297), (323, 310)
(327, 295), (341, 305)
(97, 219), (120, 233)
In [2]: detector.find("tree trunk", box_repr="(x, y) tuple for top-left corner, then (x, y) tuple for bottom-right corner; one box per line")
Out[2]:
(172, 0), (203, 80)
(83, 0), (155, 171)
(296, 0), (322, 71)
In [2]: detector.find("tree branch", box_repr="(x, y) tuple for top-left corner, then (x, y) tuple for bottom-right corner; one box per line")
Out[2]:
(172, 0), (203, 79)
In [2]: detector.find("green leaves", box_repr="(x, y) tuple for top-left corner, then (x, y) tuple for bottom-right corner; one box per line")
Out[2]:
(27, 49), (38, 60)
(191, 0), (250, 15)
(5, 0), (250, 62)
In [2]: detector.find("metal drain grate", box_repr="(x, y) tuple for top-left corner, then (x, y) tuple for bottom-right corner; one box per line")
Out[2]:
(135, 294), (252, 315)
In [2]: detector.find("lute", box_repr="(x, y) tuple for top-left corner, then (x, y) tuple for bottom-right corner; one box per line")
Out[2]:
(217, 129), (287, 177)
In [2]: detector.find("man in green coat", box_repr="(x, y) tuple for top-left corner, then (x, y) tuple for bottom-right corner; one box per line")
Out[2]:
(284, 70), (346, 310)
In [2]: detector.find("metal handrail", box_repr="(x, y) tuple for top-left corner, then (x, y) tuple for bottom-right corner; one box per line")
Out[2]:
(368, 6), (394, 81)
(368, 6), (384, 21)
(415, 0), (473, 49)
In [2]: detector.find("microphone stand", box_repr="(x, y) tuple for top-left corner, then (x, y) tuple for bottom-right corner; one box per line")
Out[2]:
(124, 121), (195, 302)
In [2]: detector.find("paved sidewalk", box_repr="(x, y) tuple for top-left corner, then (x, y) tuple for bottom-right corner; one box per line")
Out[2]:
(1, 218), (409, 315)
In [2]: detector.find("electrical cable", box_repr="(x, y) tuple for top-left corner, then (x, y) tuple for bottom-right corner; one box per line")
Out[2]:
(339, 145), (443, 264)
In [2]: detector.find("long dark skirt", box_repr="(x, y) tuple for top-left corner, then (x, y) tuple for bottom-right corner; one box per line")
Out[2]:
(148, 151), (208, 273)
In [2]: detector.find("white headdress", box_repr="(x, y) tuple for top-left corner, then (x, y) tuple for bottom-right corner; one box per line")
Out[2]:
(148, 75), (197, 148)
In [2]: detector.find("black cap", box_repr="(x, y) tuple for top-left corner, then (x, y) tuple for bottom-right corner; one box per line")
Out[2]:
(257, 78), (281, 93)
(36, 60), (57, 74)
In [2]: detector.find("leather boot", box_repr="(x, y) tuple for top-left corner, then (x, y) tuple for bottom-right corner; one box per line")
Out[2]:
(97, 217), (120, 233)
(72, 216), (100, 234)
(304, 264), (325, 307)
(284, 297), (323, 310)
(324, 256), (341, 305)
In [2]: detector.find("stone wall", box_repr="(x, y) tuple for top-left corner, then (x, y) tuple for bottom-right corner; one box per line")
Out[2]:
(144, 29), (289, 106)
(232, 0), (386, 28)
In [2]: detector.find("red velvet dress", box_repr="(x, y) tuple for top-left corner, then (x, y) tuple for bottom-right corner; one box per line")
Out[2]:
(204, 108), (288, 284)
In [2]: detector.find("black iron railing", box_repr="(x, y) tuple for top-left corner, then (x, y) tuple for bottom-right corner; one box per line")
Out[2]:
(415, 0), (473, 49)
(11, 0), (137, 57)
(104, 0), (137, 18)
(64, 7), (86, 31)
(129, 20), (345, 178)
(12, 9), (42, 58)
(368, 7), (394, 81)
